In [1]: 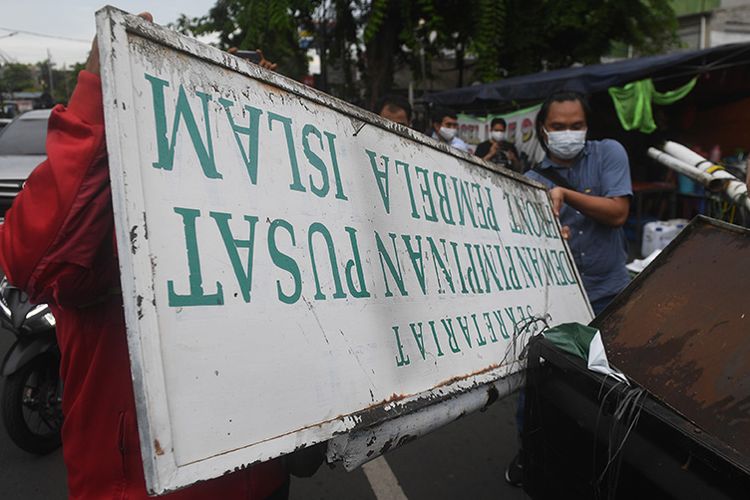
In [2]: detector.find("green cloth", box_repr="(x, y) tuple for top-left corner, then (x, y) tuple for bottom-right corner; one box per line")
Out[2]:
(543, 322), (598, 360)
(543, 322), (629, 384)
(608, 77), (697, 133)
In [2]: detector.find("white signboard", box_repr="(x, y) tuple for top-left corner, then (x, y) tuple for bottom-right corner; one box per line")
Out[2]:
(97, 8), (592, 494)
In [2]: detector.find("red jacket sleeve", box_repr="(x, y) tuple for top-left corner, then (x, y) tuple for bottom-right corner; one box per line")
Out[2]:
(0, 71), (119, 307)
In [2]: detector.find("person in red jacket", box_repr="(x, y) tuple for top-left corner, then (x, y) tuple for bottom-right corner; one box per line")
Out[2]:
(0, 12), (288, 499)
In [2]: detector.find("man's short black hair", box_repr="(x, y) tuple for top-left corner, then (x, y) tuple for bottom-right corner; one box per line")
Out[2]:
(535, 90), (591, 150)
(490, 117), (507, 129)
(375, 94), (412, 121)
(431, 107), (457, 124)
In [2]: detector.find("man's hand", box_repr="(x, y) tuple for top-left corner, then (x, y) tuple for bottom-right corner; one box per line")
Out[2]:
(255, 49), (278, 71)
(549, 186), (566, 217)
(85, 12), (154, 75)
(506, 148), (518, 164)
(227, 47), (278, 71)
(552, 186), (629, 227)
(483, 141), (500, 161)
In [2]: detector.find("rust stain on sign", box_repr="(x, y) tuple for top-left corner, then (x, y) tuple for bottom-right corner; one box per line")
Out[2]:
(595, 217), (750, 459)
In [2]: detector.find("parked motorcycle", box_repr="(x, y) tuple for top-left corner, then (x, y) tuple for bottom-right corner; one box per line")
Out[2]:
(0, 274), (62, 454)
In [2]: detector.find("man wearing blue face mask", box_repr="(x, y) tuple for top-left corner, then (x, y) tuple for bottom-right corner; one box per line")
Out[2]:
(526, 90), (632, 316)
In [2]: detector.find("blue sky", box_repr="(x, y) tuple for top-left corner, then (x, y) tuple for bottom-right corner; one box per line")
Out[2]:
(0, 1), (217, 66)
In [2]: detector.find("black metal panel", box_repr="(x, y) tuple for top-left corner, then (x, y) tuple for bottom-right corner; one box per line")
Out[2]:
(593, 216), (750, 472)
(523, 336), (750, 499)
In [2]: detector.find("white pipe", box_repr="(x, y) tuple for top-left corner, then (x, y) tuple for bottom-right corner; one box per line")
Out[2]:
(652, 144), (750, 212)
(662, 141), (713, 168)
(662, 140), (745, 184)
(647, 148), (725, 192)
(725, 181), (750, 212)
(662, 141), (741, 181)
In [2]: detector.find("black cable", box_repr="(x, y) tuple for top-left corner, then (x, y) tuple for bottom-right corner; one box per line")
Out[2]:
(0, 26), (89, 43)
(590, 383), (646, 499)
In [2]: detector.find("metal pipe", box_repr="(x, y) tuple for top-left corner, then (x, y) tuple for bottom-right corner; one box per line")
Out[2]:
(647, 148), (725, 192)
(327, 372), (525, 470)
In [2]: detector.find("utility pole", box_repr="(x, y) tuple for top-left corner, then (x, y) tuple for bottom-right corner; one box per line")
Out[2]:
(47, 49), (54, 96)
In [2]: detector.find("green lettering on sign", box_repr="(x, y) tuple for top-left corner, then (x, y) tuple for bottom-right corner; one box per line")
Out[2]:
(218, 98), (264, 185)
(344, 227), (371, 298)
(440, 318), (461, 353)
(393, 326), (410, 367)
(145, 74), (221, 179)
(268, 219), (302, 304)
(167, 207), (224, 307)
(410, 322), (427, 360)
(366, 149), (391, 213)
(402, 234), (427, 295)
(308, 222), (347, 300)
(210, 211), (259, 303)
(375, 231), (408, 297)
(268, 111), (306, 193)
(302, 124), (330, 198)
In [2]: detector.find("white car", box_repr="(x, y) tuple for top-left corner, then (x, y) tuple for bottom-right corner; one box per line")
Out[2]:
(0, 109), (51, 214)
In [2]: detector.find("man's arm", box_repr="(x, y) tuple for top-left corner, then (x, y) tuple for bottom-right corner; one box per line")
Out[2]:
(474, 141), (489, 159)
(550, 188), (629, 227)
(550, 140), (632, 227)
(480, 141), (498, 161)
(0, 70), (116, 307)
(503, 142), (521, 171)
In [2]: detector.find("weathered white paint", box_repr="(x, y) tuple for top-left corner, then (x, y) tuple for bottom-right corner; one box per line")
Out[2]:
(327, 372), (525, 471)
(96, 7), (592, 494)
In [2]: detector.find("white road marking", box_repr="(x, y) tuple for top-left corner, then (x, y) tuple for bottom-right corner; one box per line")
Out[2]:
(362, 456), (408, 500)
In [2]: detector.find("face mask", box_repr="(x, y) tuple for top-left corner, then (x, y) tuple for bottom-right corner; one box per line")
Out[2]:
(439, 127), (458, 141)
(490, 131), (505, 142)
(545, 129), (586, 159)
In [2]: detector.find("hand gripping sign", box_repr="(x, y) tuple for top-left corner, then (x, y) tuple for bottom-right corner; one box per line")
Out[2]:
(96, 7), (592, 494)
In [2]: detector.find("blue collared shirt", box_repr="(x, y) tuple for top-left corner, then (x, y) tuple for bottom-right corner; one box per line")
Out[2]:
(525, 139), (632, 302)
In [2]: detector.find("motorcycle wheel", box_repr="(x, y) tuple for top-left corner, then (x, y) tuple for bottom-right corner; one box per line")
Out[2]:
(1, 352), (62, 454)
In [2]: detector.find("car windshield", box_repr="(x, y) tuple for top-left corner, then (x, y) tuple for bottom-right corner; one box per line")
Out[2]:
(0, 118), (47, 155)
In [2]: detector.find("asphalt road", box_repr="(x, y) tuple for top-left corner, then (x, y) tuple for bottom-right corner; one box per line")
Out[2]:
(0, 330), (528, 499)
(0, 330), (67, 499)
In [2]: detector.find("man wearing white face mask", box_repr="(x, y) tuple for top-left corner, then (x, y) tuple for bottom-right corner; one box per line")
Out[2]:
(474, 117), (521, 172)
(525, 90), (632, 316)
(505, 90), (632, 489)
(430, 108), (470, 153)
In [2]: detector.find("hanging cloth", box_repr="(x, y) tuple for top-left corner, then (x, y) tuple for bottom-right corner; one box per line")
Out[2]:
(608, 77), (697, 133)
(543, 322), (629, 385)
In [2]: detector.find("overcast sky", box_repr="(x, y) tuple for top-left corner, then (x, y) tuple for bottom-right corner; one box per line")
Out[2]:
(0, 1), (217, 67)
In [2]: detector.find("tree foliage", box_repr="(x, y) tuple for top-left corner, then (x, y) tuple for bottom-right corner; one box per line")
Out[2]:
(175, 0), (316, 80)
(0, 63), (36, 93)
(499, 0), (679, 76)
(177, 0), (679, 102)
(0, 61), (83, 105)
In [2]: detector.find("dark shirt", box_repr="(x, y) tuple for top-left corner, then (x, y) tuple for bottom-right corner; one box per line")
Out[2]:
(474, 140), (520, 172)
(525, 139), (632, 303)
